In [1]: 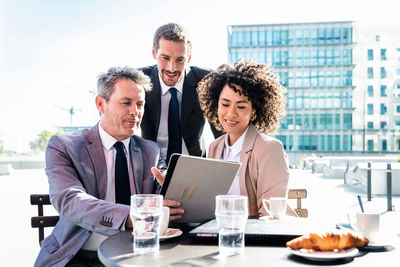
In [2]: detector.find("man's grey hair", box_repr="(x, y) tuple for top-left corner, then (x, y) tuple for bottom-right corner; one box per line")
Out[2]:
(97, 66), (152, 101)
(153, 23), (191, 53)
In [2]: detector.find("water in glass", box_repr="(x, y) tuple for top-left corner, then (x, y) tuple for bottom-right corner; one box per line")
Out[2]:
(131, 207), (161, 254)
(215, 195), (248, 256)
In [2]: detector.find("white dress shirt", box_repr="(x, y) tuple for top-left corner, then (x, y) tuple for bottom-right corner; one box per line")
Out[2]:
(222, 127), (249, 195)
(157, 71), (189, 157)
(82, 125), (134, 251)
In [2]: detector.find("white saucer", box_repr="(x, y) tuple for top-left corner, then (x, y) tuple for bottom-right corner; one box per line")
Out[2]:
(288, 247), (359, 261)
(160, 228), (183, 241)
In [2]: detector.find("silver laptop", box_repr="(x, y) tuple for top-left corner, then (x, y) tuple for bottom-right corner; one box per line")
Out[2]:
(160, 154), (241, 223)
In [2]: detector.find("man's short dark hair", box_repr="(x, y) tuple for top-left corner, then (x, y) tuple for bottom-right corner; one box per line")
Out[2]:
(153, 23), (191, 53)
(97, 66), (152, 101)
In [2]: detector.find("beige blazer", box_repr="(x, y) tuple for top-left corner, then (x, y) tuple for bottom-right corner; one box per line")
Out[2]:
(208, 124), (296, 217)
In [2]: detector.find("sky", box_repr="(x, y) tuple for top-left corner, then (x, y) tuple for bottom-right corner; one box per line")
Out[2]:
(1, 0), (399, 153)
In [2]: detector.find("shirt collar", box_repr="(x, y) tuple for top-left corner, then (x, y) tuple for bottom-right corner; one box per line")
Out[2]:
(159, 69), (186, 96)
(98, 124), (131, 152)
(223, 126), (249, 157)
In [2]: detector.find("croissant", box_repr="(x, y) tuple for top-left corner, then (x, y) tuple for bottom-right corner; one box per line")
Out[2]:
(286, 232), (369, 251)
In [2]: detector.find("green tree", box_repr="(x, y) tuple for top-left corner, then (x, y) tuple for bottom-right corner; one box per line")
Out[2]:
(0, 140), (4, 154)
(30, 130), (64, 152)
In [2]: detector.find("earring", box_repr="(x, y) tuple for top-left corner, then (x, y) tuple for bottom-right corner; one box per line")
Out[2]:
(251, 113), (257, 121)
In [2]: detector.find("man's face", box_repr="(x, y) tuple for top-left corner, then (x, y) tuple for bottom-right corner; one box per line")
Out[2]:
(96, 78), (145, 140)
(152, 38), (191, 87)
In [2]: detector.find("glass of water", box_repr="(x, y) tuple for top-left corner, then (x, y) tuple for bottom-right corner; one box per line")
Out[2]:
(215, 195), (248, 256)
(130, 194), (163, 255)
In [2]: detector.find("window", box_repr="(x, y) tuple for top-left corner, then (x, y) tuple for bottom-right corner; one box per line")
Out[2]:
(367, 122), (373, 129)
(295, 114), (302, 129)
(381, 121), (387, 129)
(367, 140), (374, 151)
(396, 105), (400, 114)
(368, 85), (373, 97)
(304, 114), (310, 129)
(367, 104), (373, 115)
(250, 30), (258, 46)
(381, 49), (387, 60)
(334, 114), (340, 129)
(380, 103), (387, 115)
(343, 49), (352, 65)
(380, 67), (387, 79)
(382, 140), (387, 151)
(327, 135), (333, 151)
(343, 135), (351, 151)
(245, 31), (251, 46)
(312, 114), (317, 129)
(343, 114), (352, 129)
(342, 28), (352, 43)
(367, 67), (374, 79)
(395, 121), (400, 129)
(380, 85), (387, 97)
(259, 30), (266, 45)
(335, 135), (340, 151)
(319, 135), (325, 151)
(368, 49), (374, 60)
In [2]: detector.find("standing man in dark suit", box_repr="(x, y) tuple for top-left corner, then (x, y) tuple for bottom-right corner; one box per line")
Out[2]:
(35, 67), (183, 267)
(140, 23), (222, 162)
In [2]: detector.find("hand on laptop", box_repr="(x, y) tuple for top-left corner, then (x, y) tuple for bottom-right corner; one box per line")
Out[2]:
(151, 167), (184, 221)
(151, 167), (165, 185)
(164, 199), (184, 221)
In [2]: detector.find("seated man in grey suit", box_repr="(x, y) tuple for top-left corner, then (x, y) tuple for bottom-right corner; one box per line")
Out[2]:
(140, 23), (222, 163)
(35, 66), (183, 267)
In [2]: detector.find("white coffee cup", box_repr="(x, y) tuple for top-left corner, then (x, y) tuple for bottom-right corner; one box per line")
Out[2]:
(348, 212), (380, 242)
(159, 206), (170, 235)
(262, 197), (287, 219)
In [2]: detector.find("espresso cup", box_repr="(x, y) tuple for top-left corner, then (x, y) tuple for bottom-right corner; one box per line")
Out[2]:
(159, 206), (170, 235)
(348, 212), (380, 242)
(262, 197), (287, 219)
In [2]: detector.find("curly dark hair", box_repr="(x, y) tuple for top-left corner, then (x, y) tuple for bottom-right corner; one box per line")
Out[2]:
(197, 59), (286, 134)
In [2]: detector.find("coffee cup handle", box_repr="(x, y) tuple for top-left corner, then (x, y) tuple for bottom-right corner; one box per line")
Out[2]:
(262, 199), (271, 215)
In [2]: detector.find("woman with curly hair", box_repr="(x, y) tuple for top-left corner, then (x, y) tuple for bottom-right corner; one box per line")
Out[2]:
(197, 59), (296, 217)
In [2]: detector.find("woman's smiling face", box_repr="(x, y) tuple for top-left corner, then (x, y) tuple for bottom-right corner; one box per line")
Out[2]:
(218, 83), (255, 145)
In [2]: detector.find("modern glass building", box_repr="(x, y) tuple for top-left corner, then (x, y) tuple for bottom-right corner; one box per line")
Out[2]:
(352, 25), (400, 153)
(228, 21), (355, 154)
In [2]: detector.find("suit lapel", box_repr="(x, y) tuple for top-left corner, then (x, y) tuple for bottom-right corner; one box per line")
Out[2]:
(145, 67), (162, 137)
(86, 124), (108, 199)
(238, 125), (258, 195)
(181, 67), (197, 130)
(130, 136), (142, 194)
(214, 137), (225, 159)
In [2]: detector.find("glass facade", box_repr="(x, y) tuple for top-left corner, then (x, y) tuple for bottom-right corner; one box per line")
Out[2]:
(228, 22), (354, 152)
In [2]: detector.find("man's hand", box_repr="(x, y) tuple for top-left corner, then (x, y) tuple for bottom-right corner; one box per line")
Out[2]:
(164, 199), (184, 221)
(151, 167), (165, 186)
(151, 167), (184, 221)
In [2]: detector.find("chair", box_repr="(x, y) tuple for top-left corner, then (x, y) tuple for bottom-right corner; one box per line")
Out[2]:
(288, 189), (308, 218)
(30, 194), (59, 246)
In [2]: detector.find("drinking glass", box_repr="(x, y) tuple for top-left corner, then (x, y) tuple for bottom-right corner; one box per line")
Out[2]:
(215, 195), (248, 256)
(130, 194), (163, 255)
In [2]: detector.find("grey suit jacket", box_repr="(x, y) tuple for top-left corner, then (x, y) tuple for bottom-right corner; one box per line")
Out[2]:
(35, 124), (166, 267)
(140, 65), (222, 157)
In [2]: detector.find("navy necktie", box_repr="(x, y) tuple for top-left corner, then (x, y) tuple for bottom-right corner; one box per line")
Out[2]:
(167, 88), (182, 162)
(114, 141), (131, 205)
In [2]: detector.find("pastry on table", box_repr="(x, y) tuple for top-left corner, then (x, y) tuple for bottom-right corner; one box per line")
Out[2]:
(286, 232), (369, 251)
